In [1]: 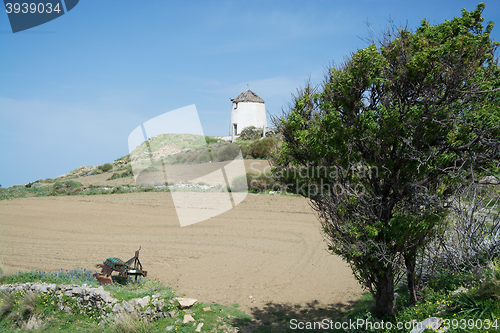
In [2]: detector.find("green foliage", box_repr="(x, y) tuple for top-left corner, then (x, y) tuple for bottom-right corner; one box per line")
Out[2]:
(230, 174), (248, 192)
(239, 126), (262, 140)
(205, 136), (221, 144)
(0, 185), (51, 200)
(341, 267), (500, 332)
(0, 269), (98, 286)
(98, 163), (114, 173)
(0, 271), (250, 333)
(108, 172), (121, 180)
(248, 137), (277, 159)
(107, 166), (133, 180)
(211, 142), (241, 162)
(238, 137), (278, 159)
(107, 280), (175, 302)
(230, 172), (280, 193)
(114, 154), (131, 163)
(49, 180), (83, 196)
(272, 3), (499, 317)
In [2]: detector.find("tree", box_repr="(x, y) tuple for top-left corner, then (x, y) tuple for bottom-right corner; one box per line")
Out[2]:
(271, 3), (500, 317)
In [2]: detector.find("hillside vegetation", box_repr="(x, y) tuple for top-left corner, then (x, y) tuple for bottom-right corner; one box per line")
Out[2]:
(0, 132), (278, 201)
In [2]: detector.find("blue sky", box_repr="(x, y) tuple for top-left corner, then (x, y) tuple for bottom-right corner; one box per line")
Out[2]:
(1, 0), (499, 187)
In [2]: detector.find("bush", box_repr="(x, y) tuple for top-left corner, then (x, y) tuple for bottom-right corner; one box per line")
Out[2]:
(25, 181), (37, 188)
(230, 175), (248, 192)
(114, 154), (131, 164)
(112, 185), (123, 194)
(248, 137), (277, 159)
(239, 144), (252, 158)
(247, 172), (279, 192)
(108, 166), (133, 180)
(49, 180), (83, 196)
(211, 143), (241, 162)
(98, 163), (113, 172)
(120, 166), (133, 177)
(205, 136), (221, 144)
(239, 126), (262, 140)
(108, 173), (121, 180)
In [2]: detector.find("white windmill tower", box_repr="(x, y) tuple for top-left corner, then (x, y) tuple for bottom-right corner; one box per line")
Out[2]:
(230, 89), (267, 138)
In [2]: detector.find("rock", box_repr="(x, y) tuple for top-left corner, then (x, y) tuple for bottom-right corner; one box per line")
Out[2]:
(409, 317), (443, 333)
(112, 303), (122, 313)
(138, 296), (150, 308)
(195, 322), (204, 332)
(71, 286), (82, 295)
(165, 325), (175, 331)
(452, 287), (468, 295)
(183, 314), (195, 324)
(122, 301), (134, 313)
(168, 310), (178, 318)
(129, 298), (141, 307)
(203, 307), (211, 312)
(155, 299), (165, 310)
(37, 284), (48, 293)
(176, 297), (197, 309)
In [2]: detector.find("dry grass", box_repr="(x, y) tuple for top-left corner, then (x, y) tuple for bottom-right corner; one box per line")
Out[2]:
(111, 312), (148, 333)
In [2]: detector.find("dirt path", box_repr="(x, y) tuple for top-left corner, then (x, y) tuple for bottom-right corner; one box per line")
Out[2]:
(0, 192), (363, 315)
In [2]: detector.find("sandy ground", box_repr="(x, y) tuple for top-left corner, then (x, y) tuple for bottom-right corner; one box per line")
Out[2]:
(0, 191), (364, 317)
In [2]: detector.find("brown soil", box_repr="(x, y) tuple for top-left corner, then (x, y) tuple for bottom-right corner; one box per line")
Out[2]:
(0, 177), (364, 318)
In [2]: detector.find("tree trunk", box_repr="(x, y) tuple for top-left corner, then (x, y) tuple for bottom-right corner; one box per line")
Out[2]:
(374, 269), (397, 317)
(404, 249), (418, 305)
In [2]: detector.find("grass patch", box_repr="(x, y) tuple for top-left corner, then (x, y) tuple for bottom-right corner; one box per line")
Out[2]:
(0, 270), (252, 332)
(0, 269), (98, 286)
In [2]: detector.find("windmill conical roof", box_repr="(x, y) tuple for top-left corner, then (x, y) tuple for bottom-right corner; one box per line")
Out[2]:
(231, 89), (264, 103)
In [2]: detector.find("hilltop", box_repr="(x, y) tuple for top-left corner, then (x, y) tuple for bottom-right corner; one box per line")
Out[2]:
(0, 130), (278, 200)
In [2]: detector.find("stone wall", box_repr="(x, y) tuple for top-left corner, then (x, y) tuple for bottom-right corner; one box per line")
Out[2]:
(0, 282), (172, 323)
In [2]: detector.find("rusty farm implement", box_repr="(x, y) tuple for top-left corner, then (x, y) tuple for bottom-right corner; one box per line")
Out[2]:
(94, 247), (147, 284)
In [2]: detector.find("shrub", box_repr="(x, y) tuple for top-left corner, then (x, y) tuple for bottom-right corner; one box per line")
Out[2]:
(108, 173), (121, 180)
(25, 181), (37, 188)
(230, 175), (248, 192)
(120, 166), (133, 177)
(239, 144), (252, 158)
(248, 137), (277, 159)
(98, 163), (113, 172)
(239, 126), (262, 140)
(49, 180), (83, 196)
(112, 185), (123, 194)
(92, 168), (103, 175)
(212, 143), (241, 162)
(114, 154), (131, 164)
(248, 172), (279, 192)
(205, 136), (221, 144)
